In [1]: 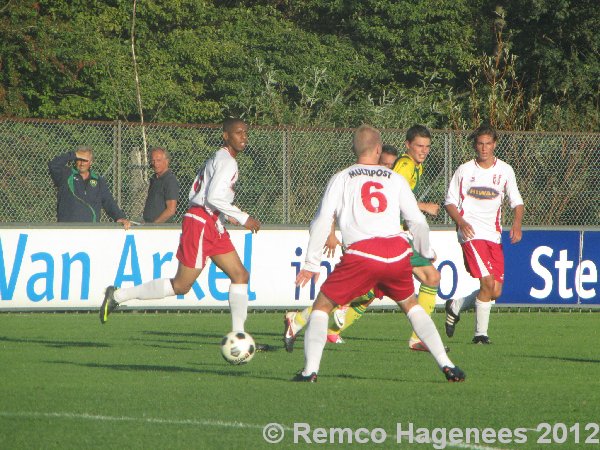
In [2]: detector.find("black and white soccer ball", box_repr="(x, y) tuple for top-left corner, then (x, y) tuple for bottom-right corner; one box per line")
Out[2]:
(220, 331), (256, 365)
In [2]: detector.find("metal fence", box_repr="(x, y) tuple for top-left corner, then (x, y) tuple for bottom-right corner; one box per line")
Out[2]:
(0, 117), (599, 226)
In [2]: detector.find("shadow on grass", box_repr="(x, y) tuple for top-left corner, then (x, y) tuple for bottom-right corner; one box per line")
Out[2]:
(336, 335), (405, 343)
(142, 343), (195, 351)
(140, 331), (281, 352)
(132, 337), (201, 349)
(142, 330), (286, 340)
(45, 360), (287, 381)
(330, 373), (436, 384)
(44, 359), (421, 384)
(134, 337), (200, 345)
(0, 335), (110, 348)
(143, 330), (224, 339)
(516, 354), (600, 364)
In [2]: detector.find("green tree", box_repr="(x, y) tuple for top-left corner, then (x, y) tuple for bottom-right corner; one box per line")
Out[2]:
(1, 0), (598, 131)
(505, 0), (600, 105)
(269, 0), (478, 88)
(484, 0), (600, 130)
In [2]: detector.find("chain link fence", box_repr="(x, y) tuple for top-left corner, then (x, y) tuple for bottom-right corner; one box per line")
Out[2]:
(0, 117), (598, 226)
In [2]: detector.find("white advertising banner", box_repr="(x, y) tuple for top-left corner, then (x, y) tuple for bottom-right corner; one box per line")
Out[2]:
(0, 228), (478, 310)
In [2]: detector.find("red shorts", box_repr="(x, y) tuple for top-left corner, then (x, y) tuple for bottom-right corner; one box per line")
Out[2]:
(320, 236), (414, 305)
(461, 239), (504, 283)
(176, 206), (235, 269)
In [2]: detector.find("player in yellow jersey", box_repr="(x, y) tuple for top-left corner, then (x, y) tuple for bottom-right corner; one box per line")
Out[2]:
(284, 126), (443, 352)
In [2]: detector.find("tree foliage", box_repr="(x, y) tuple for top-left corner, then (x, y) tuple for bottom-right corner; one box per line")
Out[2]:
(0, 0), (598, 130)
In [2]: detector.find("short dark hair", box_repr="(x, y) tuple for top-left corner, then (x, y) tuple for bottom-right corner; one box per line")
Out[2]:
(382, 144), (399, 156)
(223, 118), (246, 132)
(406, 124), (431, 142)
(470, 124), (498, 142)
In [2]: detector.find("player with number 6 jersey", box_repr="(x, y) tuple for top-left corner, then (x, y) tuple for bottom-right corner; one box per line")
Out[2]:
(323, 126), (443, 351)
(292, 125), (464, 383)
(302, 164), (433, 276)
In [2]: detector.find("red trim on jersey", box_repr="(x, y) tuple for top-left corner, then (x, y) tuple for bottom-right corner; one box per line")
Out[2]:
(495, 207), (501, 232)
(494, 179), (508, 232)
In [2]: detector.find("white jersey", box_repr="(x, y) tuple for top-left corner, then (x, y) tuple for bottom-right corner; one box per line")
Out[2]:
(445, 157), (523, 244)
(303, 164), (434, 272)
(188, 147), (249, 227)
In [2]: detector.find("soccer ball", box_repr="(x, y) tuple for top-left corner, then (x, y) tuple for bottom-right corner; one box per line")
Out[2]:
(220, 331), (256, 365)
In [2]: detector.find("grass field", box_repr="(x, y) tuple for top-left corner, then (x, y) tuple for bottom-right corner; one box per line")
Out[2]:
(1, 309), (600, 449)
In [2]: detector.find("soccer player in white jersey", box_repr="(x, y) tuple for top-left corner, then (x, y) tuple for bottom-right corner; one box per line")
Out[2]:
(99, 118), (261, 336)
(292, 124), (465, 382)
(444, 124), (524, 344)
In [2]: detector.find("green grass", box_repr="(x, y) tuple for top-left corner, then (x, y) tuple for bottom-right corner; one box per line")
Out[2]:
(1, 310), (600, 449)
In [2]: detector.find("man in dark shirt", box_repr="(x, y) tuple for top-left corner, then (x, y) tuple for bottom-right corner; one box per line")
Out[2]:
(48, 146), (131, 229)
(143, 147), (179, 223)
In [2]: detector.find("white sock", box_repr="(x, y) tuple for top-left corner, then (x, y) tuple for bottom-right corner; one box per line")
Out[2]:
(303, 310), (329, 375)
(452, 289), (479, 314)
(475, 299), (492, 336)
(114, 278), (175, 304)
(406, 305), (453, 369)
(229, 284), (248, 332)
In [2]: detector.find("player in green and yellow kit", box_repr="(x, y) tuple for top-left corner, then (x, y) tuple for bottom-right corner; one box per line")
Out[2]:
(284, 126), (442, 352)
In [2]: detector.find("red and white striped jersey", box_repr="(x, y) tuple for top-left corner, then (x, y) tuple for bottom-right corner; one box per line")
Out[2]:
(304, 164), (433, 272)
(445, 158), (523, 244)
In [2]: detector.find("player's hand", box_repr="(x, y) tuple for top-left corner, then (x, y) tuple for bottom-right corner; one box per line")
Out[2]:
(295, 269), (319, 287)
(117, 218), (132, 231)
(510, 225), (522, 244)
(458, 219), (475, 240)
(74, 150), (90, 162)
(244, 216), (261, 233)
(323, 233), (341, 258)
(420, 202), (440, 216)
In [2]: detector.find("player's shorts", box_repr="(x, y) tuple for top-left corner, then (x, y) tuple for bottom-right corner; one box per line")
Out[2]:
(176, 206), (235, 270)
(408, 238), (433, 267)
(320, 236), (414, 305)
(461, 239), (504, 283)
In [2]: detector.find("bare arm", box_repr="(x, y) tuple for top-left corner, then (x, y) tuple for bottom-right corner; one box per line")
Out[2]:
(510, 204), (524, 244)
(418, 201), (440, 216)
(151, 199), (177, 223)
(444, 203), (475, 240)
(323, 219), (341, 258)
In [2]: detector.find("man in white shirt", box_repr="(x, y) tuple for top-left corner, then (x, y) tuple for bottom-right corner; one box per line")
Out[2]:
(100, 118), (261, 336)
(444, 124), (524, 344)
(293, 125), (465, 383)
